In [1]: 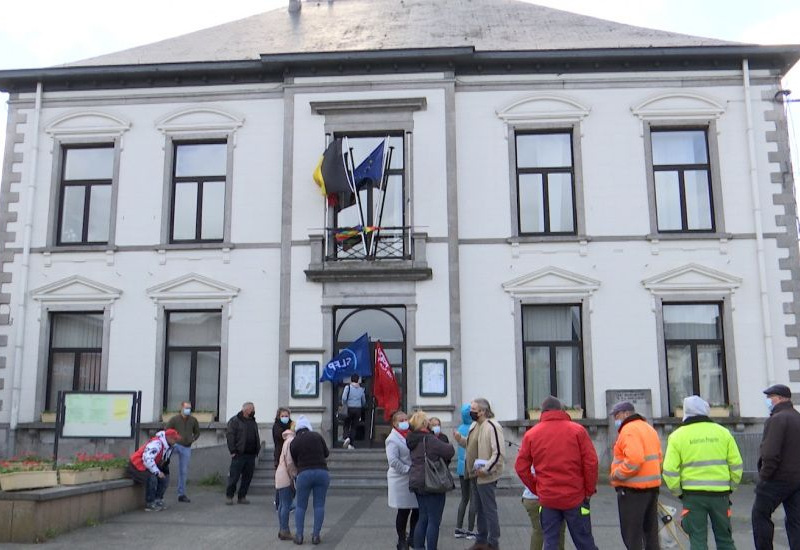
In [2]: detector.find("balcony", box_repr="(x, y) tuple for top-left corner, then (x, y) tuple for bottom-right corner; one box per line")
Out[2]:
(305, 230), (432, 283)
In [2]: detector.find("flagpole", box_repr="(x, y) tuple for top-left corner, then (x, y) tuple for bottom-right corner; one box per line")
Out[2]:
(371, 137), (393, 257)
(343, 137), (369, 257)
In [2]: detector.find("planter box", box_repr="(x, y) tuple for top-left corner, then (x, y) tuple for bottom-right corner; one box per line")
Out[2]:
(102, 468), (127, 481)
(59, 467), (104, 485)
(709, 407), (732, 418)
(0, 470), (58, 491)
(161, 412), (215, 423)
(673, 407), (684, 418)
(566, 409), (584, 420)
(40, 412), (56, 423)
(527, 410), (542, 420)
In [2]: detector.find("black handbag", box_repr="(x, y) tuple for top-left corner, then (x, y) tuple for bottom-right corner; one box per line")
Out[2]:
(337, 386), (350, 423)
(422, 435), (455, 493)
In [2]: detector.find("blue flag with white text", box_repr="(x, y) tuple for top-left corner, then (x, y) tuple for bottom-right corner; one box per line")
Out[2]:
(320, 333), (372, 382)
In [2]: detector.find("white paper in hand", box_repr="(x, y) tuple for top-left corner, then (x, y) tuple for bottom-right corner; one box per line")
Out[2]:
(473, 458), (488, 471)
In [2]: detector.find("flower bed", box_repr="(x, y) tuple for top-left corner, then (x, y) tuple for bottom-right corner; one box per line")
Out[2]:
(0, 455), (57, 491)
(58, 453), (129, 485)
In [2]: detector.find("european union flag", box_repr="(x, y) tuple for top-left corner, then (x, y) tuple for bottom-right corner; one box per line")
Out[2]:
(352, 140), (385, 189)
(320, 333), (372, 382)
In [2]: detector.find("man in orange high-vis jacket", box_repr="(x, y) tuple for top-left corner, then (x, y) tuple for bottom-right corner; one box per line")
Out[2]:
(609, 401), (663, 550)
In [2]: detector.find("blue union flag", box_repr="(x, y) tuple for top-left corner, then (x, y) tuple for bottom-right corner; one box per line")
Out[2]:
(320, 333), (372, 382)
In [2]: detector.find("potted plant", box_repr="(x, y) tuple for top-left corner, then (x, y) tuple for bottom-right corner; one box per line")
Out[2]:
(709, 404), (732, 418)
(673, 407), (684, 418)
(58, 452), (105, 485)
(566, 407), (584, 420)
(527, 408), (542, 420)
(0, 455), (58, 491)
(99, 455), (129, 481)
(40, 411), (57, 423)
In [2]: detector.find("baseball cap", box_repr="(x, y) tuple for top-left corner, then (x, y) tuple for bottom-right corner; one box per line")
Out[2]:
(164, 428), (182, 441)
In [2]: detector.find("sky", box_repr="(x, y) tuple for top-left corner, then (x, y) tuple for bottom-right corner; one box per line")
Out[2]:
(0, 0), (799, 176)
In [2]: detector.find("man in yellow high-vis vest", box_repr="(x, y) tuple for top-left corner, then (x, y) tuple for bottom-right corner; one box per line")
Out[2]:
(663, 395), (743, 550)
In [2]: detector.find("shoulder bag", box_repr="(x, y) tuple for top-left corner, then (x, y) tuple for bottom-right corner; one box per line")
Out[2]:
(423, 435), (455, 493)
(337, 386), (350, 423)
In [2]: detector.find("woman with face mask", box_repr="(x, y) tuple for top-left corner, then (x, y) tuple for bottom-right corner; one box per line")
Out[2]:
(428, 417), (449, 444)
(386, 410), (418, 550)
(272, 407), (293, 511)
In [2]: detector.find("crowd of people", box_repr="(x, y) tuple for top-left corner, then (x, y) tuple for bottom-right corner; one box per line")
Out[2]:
(123, 383), (800, 550)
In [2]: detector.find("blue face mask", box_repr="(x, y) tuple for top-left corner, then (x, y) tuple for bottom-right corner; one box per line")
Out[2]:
(182, 408), (191, 416)
(765, 397), (775, 413)
(397, 421), (410, 431)
(432, 426), (441, 435)
(614, 419), (623, 430)
(280, 416), (290, 425)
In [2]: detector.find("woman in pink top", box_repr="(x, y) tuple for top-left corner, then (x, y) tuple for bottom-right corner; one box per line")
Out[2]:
(275, 429), (298, 541)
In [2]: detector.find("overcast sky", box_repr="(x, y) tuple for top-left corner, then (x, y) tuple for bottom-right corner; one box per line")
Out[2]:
(1, 0), (799, 175)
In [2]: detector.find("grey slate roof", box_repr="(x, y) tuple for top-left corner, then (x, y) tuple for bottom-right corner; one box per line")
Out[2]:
(70, 0), (734, 67)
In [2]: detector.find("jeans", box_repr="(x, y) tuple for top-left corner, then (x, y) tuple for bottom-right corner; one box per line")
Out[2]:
(752, 480), (800, 550)
(295, 469), (330, 538)
(680, 492), (734, 550)
(474, 481), (501, 548)
(541, 502), (598, 550)
(456, 476), (477, 531)
(127, 462), (168, 505)
(172, 444), (191, 497)
(414, 493), (447, 550)
(277, 486), (294, 532)
(226, 453), (256, 499)
(523, 498), (565, 550)
(616, 487), (660, 550)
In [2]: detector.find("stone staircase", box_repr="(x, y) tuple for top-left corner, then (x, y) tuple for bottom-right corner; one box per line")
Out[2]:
(249, 447), (520, 495)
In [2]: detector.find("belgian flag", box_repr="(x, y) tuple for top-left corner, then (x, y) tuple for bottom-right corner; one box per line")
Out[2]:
(313, 139), (352, 200)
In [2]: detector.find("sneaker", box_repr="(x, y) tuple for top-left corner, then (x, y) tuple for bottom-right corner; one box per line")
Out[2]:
(293, 535), (304, 545)
(144, 503), (158, 512)
(178, 495), (191, 503)
(312, 534), (321, 545)
(466, 531), (478, 540)
(225, 496), (234, 505)
(278, 530), (293, 541)
(454, 528), (467, 538)
(343, 437), (351, 449)
(347, 444), (355, 450)
(154, 500), (167, 511)
(238, 497), (251, 504)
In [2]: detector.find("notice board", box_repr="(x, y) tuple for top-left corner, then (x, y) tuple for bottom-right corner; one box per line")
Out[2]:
(60, 391), (137, 438)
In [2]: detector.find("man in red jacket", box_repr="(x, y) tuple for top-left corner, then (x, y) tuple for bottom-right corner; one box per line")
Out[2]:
(515, 396), (599, 550)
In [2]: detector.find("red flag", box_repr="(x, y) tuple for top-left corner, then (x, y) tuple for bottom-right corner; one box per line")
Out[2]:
(374, 341), (400, 421)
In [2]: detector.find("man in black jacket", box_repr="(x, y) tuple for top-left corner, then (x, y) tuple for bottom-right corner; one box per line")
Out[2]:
(752, 384), (800, 549)
(225, 401), (260, 505)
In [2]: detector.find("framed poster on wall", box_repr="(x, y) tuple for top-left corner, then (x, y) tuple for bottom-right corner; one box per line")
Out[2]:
(292, 361), (320, 398)
(419, 359), (447, 397)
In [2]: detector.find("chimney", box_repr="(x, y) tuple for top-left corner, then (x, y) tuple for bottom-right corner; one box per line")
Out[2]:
(288, 0), (302, 13)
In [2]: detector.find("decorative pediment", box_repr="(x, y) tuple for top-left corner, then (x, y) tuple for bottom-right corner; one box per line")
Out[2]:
(642, 263), (741, 293)
(503, 267), (600, 298)
(45, 110), (131, 138)
(497, 94), (590, 124)
(156, 107), (244, 134)
(31, 275), (122, 305)
(146, 273), (239, 303)
(631, 92), (726, 121)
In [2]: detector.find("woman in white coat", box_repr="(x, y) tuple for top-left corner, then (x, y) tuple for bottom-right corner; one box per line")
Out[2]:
(386, 410), (419, 550)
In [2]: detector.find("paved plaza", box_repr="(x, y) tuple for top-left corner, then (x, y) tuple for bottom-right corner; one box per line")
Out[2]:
(5, 484), (792, 549)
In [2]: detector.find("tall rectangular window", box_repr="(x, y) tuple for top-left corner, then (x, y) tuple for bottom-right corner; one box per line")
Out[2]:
(522, 305), (583, 411)
(57, 145), (113, 244)
(164, 311), (221, 416)
(515, 131), (576, 235)
(46, 312), (103, 409)
(663, 303), (727, 413)
(332, 134), (405, 259)
(651, 129), (714, 232)
(170, 142), (227, 243)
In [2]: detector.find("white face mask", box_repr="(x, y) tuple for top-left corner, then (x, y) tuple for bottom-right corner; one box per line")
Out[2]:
(765, 397), (775, 413)
(182, 408), (191, 416)
(614, 419), (623, 430)
(397, 421), (409, 431)
(432, 426), (441, 435)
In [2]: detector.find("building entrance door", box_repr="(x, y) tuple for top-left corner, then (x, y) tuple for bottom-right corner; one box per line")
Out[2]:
(332, 306), (406, 448)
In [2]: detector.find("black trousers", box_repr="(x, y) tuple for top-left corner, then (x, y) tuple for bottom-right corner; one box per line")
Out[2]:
(752, 479), (800, 550)
(226, 453), (256, 499)
(616, 487), (660, 550)
(343, 407), (362, 442)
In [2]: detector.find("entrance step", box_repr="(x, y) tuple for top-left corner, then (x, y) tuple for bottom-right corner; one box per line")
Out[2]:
(246, 447), (519, 494)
